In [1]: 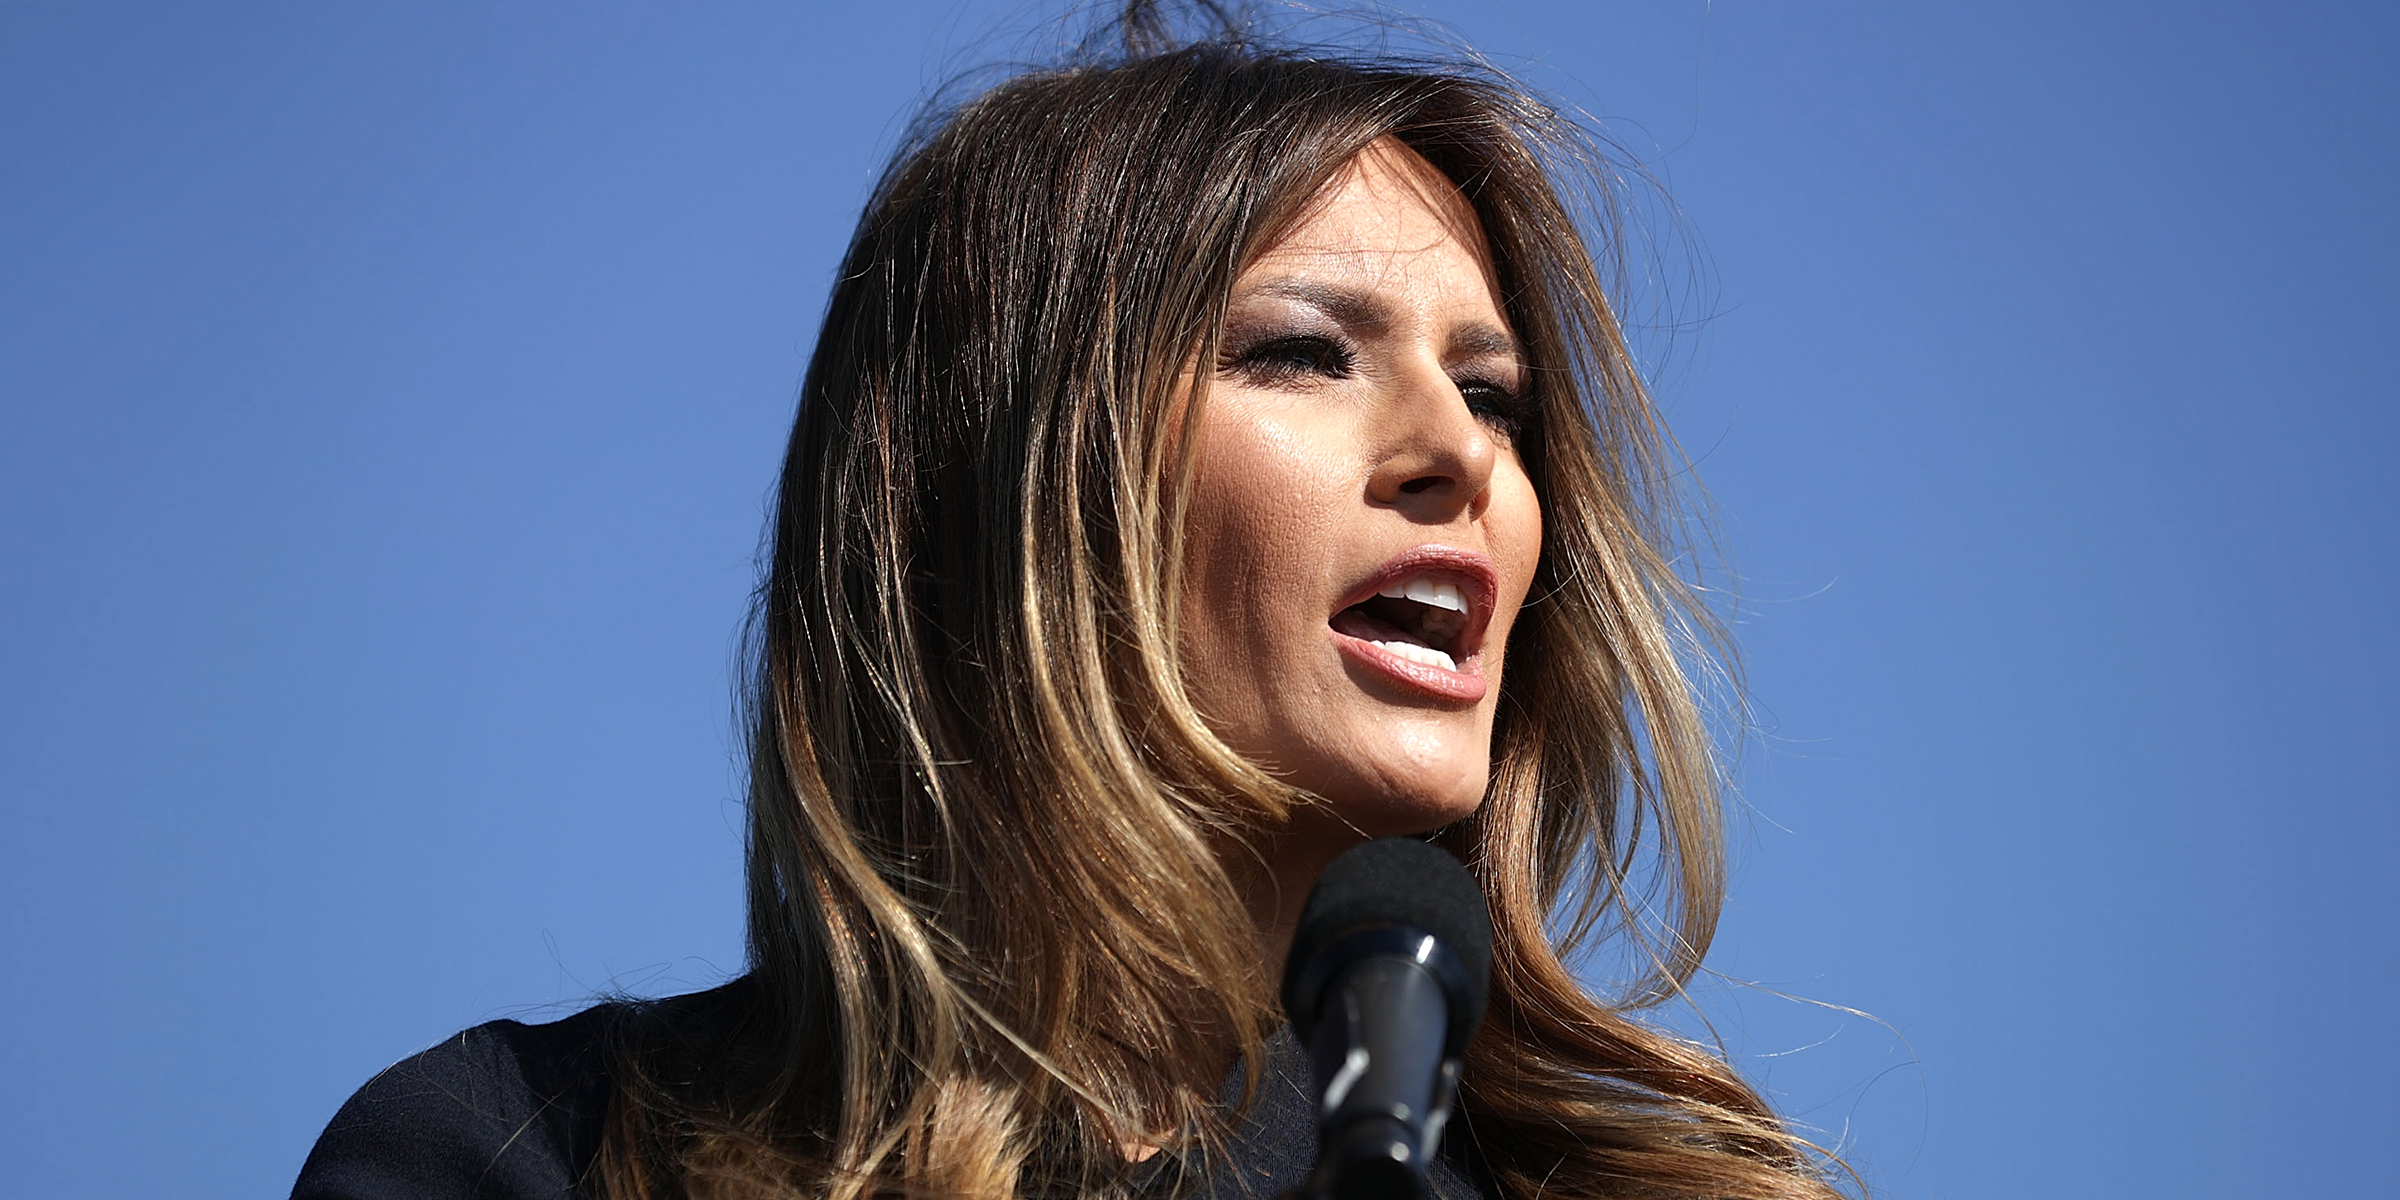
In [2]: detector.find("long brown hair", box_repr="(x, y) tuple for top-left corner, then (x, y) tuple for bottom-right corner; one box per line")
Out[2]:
(600, 17), (1850, 1200)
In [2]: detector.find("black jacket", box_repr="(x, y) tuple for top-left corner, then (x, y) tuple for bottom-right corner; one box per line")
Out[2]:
(291, 989), (1495, 1200)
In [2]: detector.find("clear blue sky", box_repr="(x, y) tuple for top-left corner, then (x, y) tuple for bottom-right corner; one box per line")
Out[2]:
(2, 3), (2392, 1196)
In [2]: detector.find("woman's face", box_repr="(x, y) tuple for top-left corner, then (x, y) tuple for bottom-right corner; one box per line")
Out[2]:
(1180, 139), (1542, 843)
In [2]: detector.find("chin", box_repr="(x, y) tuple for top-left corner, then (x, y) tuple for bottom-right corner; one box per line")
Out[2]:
(1307, 746), (1492, 838)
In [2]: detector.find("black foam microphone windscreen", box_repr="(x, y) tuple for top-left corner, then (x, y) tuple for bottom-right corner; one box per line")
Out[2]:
(1280, 838), (1494, 1200)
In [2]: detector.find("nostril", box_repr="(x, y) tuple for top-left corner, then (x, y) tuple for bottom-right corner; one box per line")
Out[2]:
(1398, 476), (1444, 495)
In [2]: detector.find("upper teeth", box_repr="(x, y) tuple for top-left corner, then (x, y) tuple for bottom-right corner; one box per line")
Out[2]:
(1380, 577), (1468, 613)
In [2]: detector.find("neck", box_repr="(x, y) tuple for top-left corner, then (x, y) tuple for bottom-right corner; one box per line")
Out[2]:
(1230, 812), (1376, 999)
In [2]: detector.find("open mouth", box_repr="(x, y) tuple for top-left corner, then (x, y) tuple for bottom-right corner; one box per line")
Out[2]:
(1326, 546), (1497, 697)
(1330, 577), (1475, 672)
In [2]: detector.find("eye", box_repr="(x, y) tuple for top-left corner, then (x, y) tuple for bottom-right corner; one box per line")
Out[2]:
(1222, 334), (1357, 386)
(1455, 375), (1532, 439)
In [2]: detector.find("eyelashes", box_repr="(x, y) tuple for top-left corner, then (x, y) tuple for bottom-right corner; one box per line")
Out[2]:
(1218, 330), (1535, 437)
(1454, 377), (1532, 438)
(1222, 333), (1358, 384)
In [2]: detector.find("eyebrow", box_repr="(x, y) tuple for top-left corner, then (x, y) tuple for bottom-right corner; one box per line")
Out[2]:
(1445, 322), (1523, 364)
(1243, 276), (1525, 364)
(1247, 277), (1393, 334)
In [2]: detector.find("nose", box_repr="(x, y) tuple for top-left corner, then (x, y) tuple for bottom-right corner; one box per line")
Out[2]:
(1365, 361), (1500, 522)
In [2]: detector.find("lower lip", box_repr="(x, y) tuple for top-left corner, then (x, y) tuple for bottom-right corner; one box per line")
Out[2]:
(1330, 631), (1488, 703)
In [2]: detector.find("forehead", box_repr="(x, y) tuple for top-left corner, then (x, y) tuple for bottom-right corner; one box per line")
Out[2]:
(1239, 139), (1505, 307)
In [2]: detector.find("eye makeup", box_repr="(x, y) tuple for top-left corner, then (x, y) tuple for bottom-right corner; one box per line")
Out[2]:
(1219, 329), (1360, 386)
(1215, 320), (1534, 440)
(1453, 371), (1533, 439)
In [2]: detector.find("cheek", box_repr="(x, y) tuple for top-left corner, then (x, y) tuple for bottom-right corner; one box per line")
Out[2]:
(1482, 467), (1546, 663)
(1184, 406), (1347, 592)
(1177, 406), (1355, 710)
(1502, 473), (1543, 602)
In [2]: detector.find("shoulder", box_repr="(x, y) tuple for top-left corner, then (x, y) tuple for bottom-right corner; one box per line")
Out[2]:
(290, 1003), (622, 1200)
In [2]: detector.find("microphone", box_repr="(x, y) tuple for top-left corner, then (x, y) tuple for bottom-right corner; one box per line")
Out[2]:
(1279, 838), (1493, 1200)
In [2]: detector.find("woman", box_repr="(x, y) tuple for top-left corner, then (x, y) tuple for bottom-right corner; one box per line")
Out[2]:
(294, 15), (1849, 1200)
